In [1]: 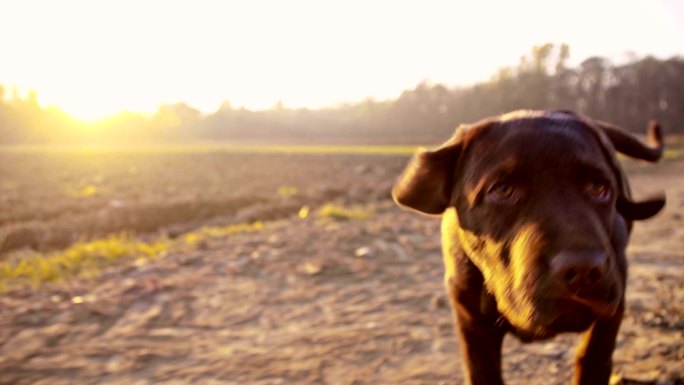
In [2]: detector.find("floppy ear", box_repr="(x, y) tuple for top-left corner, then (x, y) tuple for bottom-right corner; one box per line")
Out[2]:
(594, 119), (663, 162)
(616, 195), (666, 220)
(392, 129), (465, 215)
(591, 119), (666, 220)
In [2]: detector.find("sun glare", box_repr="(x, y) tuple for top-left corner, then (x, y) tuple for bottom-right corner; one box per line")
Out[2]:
(48, 96), (148, 123)
(1, 0), (682, 120)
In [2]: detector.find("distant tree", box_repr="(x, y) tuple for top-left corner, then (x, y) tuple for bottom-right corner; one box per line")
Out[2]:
(1, 44), (683, 145)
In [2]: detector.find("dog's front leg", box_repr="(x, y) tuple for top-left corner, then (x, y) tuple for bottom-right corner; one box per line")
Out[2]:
(573, 303), (624, 385)
(447, 257), (506, 385)
(454, 307), (506, 385)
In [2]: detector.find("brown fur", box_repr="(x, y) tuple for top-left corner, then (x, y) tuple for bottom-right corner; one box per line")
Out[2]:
(393, 110), (665, 385)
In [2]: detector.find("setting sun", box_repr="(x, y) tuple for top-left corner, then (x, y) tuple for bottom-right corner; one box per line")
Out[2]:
(1, 0), (682, 120)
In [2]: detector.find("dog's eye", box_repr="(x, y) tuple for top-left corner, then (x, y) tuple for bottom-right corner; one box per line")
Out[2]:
(485, 182), (517, 204)
(585, 180), (612, 203)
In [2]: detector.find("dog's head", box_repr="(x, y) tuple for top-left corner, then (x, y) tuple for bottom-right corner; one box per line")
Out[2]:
(393, 110), (665, 337)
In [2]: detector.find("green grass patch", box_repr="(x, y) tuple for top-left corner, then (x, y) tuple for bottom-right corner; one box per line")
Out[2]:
(277, 186), (299, 197)
(182, 221), (265, 245)
(67, 184), (99, 198)
(1, 138), (683, 158)
(0, 235), (169, 290)
(316, 203), (373, 221)
(618, 146), (684, 162)
(664, 148), (684, 160)
(0, 221), (265, 291)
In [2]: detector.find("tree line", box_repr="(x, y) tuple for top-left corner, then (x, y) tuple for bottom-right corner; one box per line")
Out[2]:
(1, 44), (682, 145)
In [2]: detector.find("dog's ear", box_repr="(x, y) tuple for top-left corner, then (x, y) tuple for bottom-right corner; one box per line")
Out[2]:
(392, 128), (467, 215)
(594, 120), (663, 162)
(617, 195), (666, 220)
(591, 119), (666, 220)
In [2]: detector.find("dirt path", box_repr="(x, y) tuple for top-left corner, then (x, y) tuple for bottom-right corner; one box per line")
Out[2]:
(1, 166), (683, 385)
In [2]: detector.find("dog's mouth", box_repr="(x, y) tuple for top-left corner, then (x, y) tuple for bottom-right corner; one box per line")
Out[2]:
(538, 295), (621, 335)
(499, 285), (622, 339)
(562, 293), (619, 316)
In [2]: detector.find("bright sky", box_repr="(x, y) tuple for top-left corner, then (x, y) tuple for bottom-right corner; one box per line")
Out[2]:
(1, 0), (683, 120)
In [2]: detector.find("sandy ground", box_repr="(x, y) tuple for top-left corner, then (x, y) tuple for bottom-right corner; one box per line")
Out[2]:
(0, 159), (682, 385)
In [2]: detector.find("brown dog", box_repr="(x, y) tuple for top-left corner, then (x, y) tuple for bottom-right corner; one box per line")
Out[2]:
(392, 110), (665, 385)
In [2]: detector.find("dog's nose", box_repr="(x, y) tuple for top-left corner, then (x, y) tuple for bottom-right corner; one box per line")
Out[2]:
(551, 251), (607, 294)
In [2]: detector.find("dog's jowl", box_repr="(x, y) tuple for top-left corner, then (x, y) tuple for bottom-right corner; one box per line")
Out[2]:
(392, 110), (665, 385)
